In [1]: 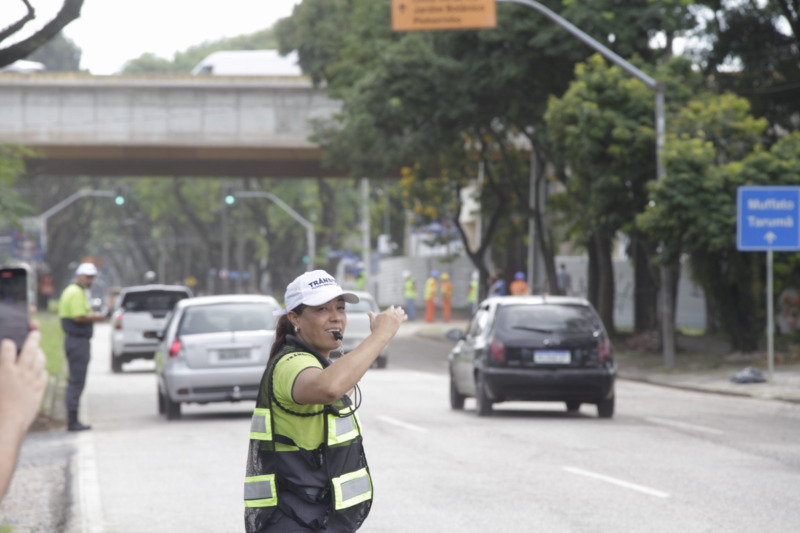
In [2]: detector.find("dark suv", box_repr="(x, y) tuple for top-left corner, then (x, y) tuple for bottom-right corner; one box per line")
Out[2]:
(448, 295), (616, 417)
(110, 284), (193, 372)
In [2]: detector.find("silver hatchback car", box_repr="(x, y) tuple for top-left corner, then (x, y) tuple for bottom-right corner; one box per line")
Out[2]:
(153, 294), (281, 420)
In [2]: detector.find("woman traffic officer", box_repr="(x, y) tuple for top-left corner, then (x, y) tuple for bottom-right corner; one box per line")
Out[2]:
(244, 270), (406, 532)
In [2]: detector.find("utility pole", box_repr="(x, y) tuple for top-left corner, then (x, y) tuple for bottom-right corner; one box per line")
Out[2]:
(227, 191), (316, 271)
(498, 0), (674, 365)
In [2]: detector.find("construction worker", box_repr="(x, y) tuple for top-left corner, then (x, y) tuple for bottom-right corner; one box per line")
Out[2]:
(354, 268), (367, 290)
(440, 272), (453, 322)
(403, 271), (417, 321)
(424, 270), (438, 323)
(509, 271), (529, 296)
(468, 271), (479, 315)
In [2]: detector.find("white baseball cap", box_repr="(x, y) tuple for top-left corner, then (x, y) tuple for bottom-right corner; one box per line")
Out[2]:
(75, 262), (98, 276)
(284, 270), (358, 311)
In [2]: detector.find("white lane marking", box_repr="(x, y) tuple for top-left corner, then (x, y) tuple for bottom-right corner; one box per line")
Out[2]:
(75, 432), (106, 533)
(646, 416), (724, 435)
(375, 415), (428, 433)
(563, 466), (670, 499)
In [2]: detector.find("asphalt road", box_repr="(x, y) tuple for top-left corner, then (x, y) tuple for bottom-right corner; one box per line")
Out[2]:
(4, 323), (800, 532)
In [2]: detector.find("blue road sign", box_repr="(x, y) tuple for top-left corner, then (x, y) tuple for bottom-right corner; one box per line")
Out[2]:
(737, 186), (800, 251)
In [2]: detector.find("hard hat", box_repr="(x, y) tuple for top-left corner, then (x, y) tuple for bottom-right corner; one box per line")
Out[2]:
(144, 270), (157, 282)
(471, 271), (479, 280)
(75, 263), (98, 276)
(402, 270), (410, 278)
(441, 273), (450, 280)
(515, 271), (525, 280)
(430, 270), (439, 277)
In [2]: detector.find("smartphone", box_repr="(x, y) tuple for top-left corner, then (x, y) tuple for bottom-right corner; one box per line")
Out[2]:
(0, 265), (33, 352)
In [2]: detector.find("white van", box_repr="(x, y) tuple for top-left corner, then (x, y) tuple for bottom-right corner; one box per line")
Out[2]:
(110, 284), (193, 372)
(190, 50), (301, 76)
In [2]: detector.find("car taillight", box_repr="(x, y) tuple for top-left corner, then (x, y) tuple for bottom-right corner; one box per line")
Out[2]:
(490, 336), (506, 363)
(169, 338), (182, 358)
(113, 310), (123, 330)
(597, 337), (610, 363)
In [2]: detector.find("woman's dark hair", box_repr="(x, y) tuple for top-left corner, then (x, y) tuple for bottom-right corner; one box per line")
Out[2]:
(269, 305), (305, 360)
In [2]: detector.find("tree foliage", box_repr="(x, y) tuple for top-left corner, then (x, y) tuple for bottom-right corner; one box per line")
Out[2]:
(276, 0), (696, 297)
(690, 1), (800, 136)
(27, 31), (81, 70)
(637, 92), (771, 350)
(0, 0), (83, 68)
(122, 29), (280, 74)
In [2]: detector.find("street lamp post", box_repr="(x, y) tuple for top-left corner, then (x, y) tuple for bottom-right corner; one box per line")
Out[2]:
(498, 0), (674, 366)
(30, 189), (118, 254)
(230, 191), (316, 271)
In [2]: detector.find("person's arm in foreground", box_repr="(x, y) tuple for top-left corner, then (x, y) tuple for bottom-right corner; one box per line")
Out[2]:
(293, 307), (406, 405)
(0, 331), (48, 501)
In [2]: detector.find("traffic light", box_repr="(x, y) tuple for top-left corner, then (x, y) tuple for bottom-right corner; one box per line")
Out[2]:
(113, 186), (126, 206)
(222, 186), (236, 206)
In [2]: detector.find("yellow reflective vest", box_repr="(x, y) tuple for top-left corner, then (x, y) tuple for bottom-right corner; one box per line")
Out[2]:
(424, 277), (437, 301)
(244, 339), (372, 531)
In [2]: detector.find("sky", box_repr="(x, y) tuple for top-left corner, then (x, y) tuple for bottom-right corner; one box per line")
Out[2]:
(7, 0), (302, 74)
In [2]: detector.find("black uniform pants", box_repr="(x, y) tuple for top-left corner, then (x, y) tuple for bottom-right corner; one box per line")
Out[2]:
(65, 335), (91, 411)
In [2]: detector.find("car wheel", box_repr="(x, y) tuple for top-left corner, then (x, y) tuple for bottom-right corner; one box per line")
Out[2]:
(165, 392), (182, 420)
(475, 373), (493, 417)
(376, 355), (388, 369)
(566, 401), (581, 412)
(157, 386), (165, 415)
(111, 354), (123, 374)
(449, 374), (465, 410)
(597, 395), (615, 419)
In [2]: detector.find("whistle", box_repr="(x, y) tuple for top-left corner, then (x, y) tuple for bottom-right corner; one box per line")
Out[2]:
(332, 331), (343, 341)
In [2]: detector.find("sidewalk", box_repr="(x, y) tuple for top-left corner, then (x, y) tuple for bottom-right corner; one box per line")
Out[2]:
(405, 319), (800, 404)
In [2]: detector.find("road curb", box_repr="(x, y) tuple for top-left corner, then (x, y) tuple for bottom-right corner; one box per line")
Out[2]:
(618, 374), (800, 404)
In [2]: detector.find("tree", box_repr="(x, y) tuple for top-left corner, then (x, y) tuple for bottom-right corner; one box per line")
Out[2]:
(637, 93), (771, 351)
(28, 31), (81, 71)
(122, 29), (280, 74)
(0, 146), (31, 227)
(690, 1), (800, 138)
(276, 0), (699, 302)
(545, 54), (661, 333)
(0, 0), (84, 68)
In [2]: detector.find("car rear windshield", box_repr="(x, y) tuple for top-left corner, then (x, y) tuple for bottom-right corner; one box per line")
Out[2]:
(179, 302), (279, 334)
(121, 290), (189, 312)
(496, 304), (602, 334)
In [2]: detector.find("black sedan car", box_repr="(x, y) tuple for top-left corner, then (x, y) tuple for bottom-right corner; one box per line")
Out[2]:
(447, 295), (616, 418)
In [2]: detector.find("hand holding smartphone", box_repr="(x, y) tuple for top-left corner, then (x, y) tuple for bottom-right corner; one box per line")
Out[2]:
(0, 265), (34, 353)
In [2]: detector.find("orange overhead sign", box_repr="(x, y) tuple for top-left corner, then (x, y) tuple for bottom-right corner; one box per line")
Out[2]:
(392, 0), (497, 32)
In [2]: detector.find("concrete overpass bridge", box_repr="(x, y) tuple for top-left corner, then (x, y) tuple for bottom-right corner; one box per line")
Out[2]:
(0, 73), (344, 177)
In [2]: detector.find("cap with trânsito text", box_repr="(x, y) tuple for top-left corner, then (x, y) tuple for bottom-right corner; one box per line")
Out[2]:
(284, 270), (359, 311)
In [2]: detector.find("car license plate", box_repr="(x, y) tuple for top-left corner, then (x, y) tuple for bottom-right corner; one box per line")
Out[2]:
(534, 350), (570, 364)
(216, 348), (252, 361)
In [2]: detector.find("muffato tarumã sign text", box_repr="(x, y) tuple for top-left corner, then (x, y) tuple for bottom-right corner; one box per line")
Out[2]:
(392, 0), (497, 32)
(737, 186), (800, 251)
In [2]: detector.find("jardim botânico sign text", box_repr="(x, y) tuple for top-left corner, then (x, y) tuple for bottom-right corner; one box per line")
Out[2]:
(391, 0), (497, 31)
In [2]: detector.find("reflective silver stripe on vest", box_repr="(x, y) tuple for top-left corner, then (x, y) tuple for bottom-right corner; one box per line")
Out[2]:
(244, 474), (277, 508)
(334, 414), (355, 437)
(332, 468), (372, 510)
(328, 409), (359, 445)
(250, 408), (271, 441)
(244, 480), (273, 500)
(340, 474), (370, 501)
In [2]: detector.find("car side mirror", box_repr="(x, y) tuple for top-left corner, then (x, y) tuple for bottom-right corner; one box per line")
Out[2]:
(446, 329), (465, 341)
